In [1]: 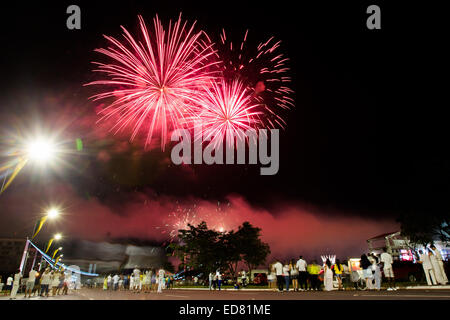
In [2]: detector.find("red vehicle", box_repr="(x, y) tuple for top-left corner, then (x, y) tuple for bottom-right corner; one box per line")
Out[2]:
(252, 272), (268, 285)
(389, 260), (424, 282)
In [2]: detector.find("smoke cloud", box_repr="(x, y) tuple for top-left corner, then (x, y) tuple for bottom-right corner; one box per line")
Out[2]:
(0, 182), (398, 263)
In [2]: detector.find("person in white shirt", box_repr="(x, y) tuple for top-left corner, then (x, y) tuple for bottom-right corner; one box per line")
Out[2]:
(6, 275), (13, 293)
(63, 271), (71, 295)
(273, 259), (284, 292)
(25, 269), (37, 298)
(216, 269), (223, 291)
(208, 272), (214, 290)
(107, 274), (112, 290)
(139, 273), (143, 291)
(143, 270), (151, 293)
(51, 271), (60, 296)
(429, 250), (445, 285)
(129, 274), (134, 291)
(112, 274), (120, 291)
(40, 268), (50, 297)
(157, 269), (165, 293)
(296, 256), (308, 291)
(431, 245), (448, 284)
(132, 267), (141, 292)
(119, 275), (124, 291)
(418, 249), (437, 286)
(370, 254), (382, 291)
(268, 265), (277, 290)
(10, 269), (22, 299)
(323, 259), (334, 291)
(282, 263), (291, 292)
(289, 260), (299, 291)
(380, 248), (396, 291)
(241, 270), (248, 287)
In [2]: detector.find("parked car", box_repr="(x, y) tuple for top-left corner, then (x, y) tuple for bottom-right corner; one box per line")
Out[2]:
(252, 272), (268, 285)
(388, 261), (424, 282)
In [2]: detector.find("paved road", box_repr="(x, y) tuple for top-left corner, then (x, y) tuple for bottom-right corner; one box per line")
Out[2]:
(3, 288), (450, 300)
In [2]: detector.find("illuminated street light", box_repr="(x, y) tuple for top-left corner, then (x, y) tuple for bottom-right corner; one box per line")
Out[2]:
(46, 208), (60, 219)
(1, 131), (66, 195)
(32, 207), (61, 240)
(45, 233), (63, 253)
(25, 137), (57, 164)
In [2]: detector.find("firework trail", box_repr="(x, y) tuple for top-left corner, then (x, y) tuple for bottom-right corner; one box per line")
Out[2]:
(86, 14), (219, 150)
(191, 78), (262, 147)
(216, 29), (294, 129)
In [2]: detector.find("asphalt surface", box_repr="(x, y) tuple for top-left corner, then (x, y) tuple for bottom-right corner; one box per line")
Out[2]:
(2, 288), (450, 300)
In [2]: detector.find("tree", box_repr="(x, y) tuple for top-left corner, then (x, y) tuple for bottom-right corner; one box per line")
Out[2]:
(398, 211), (450, 247)
(218, 230), (241, 281)
(236, 222), (271, 280)
(169, 221), (221, 274)
(170, 221), (271, 282)
(162, 260), (175, 273)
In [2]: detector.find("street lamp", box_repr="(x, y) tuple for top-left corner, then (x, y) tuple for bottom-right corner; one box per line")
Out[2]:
(45, 233), (63, 253)
(40, 233), (63, 271)
(46, 208), (60, 219)
(25, 137), (57, 165)
(21, 207), (62, 273)
(1, 134), (63, 195)
(32, 207), (61, 239)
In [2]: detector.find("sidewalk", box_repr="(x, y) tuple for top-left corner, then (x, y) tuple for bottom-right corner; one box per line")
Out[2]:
(171, 285), (450, 291)
(405, 285), (450, 290)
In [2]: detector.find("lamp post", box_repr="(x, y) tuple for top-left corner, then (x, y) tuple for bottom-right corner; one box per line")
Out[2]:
(20, 208), (61, 274)
(1, 135), (60, 195)
(40, 233), (63, 271)
(45, 233), (62, 253)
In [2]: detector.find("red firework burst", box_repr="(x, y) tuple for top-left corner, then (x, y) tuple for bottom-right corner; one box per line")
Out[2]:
(86, 14), (218, 150)
(216, 29), (294, 129)
(192, 79), (262, 147)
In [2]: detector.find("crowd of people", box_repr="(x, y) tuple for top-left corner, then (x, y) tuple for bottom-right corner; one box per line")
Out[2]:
(208, 269), (224, 290)
(417, 245), (448, 286)
(2, 247), (447, 298)
(267, 247), (448, 292)
(100, 267), (171, 294)
(3, 266), (72, 299)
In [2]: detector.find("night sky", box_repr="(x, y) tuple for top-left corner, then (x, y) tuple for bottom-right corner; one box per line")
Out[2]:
(0, 1), (446, 259)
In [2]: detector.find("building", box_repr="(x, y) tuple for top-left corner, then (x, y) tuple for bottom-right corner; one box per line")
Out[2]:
(0, 238), (26, 277)
(54, 239), (168, 275)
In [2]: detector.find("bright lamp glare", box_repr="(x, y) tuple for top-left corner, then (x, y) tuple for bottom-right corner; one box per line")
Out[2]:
(54, 233), (62, 240)
(26, 138), (56, 163)
(47, 208), (59, 219)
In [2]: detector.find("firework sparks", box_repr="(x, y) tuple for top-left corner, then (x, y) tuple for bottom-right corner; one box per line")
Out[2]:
(86, 14), (218, 150)
(158, 201), (233, 244)
(216, 29), (294, 129)
(192, 78), (262, 147)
